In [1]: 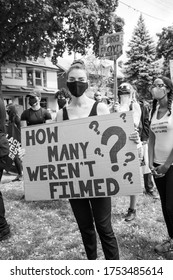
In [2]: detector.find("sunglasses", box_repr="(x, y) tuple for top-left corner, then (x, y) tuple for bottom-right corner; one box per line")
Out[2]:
(153, 84), (166, 88)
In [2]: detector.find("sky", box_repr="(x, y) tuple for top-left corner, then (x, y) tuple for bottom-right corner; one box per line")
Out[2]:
(61, 0), (173, 64)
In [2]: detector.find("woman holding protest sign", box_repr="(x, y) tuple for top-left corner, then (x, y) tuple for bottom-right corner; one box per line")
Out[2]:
(55, 60), (141, 260)
(55, 59), (119, 260)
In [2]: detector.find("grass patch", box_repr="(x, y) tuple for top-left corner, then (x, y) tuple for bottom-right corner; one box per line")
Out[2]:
(0, 175), (171, 260)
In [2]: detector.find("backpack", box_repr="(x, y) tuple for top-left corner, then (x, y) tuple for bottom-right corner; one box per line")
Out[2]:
(0, 132), (9, 157)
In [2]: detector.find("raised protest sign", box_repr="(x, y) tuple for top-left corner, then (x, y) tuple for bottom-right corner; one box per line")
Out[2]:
(99, 32), (124, 60)
(21, 111), (143, 201)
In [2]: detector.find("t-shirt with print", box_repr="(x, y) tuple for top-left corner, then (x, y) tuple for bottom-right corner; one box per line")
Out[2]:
(150, 104), (173, 165)
(21, 107), (52, 126)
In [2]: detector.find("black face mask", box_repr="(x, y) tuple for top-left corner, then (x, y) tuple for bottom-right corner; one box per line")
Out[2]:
(67, 81), (88, 98)
(29, 96), (37, 106)
(58, 98), (66, 109)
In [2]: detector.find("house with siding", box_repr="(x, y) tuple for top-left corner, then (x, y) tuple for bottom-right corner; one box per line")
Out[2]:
(1, 57), (66, 116)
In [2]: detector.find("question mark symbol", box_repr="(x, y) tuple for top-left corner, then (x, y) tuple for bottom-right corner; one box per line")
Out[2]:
(123, 152), (135, 166)
(89, 121), (100, 135)
(123, 172), (133, 184)
(120, 113), (126, 122)
(94, 148), (104, 157)
(101, 126), (126, 172)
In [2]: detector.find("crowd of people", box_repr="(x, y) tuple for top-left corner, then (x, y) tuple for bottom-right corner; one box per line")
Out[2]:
(0, 59), (173, 259)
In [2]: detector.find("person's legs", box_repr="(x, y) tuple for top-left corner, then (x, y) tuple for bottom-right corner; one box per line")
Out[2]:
(165, 166), (173, 238)
(155, 166), (173, 238)
(12, 156), (23, 182)
(144, 173), (154, 193)
(154, 165), (173, 253)
(0, 168), (10, 240)
(125, 195), (136, 222)
(0, 169), (6, 227)
(144, 173), (158, 198)
(90, 197), (119, 260)
(69, 198), (97, 260)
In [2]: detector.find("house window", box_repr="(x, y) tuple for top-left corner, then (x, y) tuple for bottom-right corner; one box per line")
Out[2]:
(35, 70), (42, 86)
(5, 68), (13, 78)
(15, 68), (23, 79)
(43, 70), (47, 87)
(27, 69), (34, 86)
(27, 68), (47, 87)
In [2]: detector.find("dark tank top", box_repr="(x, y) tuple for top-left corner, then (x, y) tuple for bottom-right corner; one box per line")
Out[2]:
(62, 102), (99, 120)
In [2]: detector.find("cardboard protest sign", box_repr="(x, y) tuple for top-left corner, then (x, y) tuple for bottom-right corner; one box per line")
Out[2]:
(21, 111), (143, 201)
(99, 32), (124, 60)
(5, 123), (21, 171)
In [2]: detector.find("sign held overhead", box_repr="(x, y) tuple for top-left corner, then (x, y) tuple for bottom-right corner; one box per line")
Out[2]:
(99, 32), (124, 60)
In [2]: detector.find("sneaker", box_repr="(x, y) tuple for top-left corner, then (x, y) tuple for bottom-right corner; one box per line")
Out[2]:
(124, 208), (136, 222)
(12, 174), (23, 182)
(154, 238), (173, 254)
(0, 225), (11, 241)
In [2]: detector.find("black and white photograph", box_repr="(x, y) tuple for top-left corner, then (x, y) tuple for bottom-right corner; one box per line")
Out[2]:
(0, 0), (173, 279)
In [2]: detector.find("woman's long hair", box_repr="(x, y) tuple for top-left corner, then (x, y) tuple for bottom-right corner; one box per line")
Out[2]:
(150, 76), (173, 120)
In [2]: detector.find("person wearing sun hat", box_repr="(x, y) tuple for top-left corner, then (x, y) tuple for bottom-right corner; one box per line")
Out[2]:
(20, 90), (52, 127)
(114, 82), (142, 222)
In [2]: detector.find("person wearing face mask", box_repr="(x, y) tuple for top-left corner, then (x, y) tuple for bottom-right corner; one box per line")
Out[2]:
(20, 90), (52, 199)
(55, 60), (140, 260)
(55, 60), (119, 260)
(55, 88), (71, 110)
(20, 90), (52, 127)
(115, 82), (142, 222)
(149, 76), (173, 255)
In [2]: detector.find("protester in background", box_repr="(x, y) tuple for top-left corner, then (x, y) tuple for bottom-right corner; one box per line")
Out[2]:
(115, 82), (142, 222)
(55, 88), (71, 110)
(0, 95), (10, 241)
(55, 60), (141, 260)
(149, 76), (173, 254)
(20, 90), (52, 127)
(94, 91), (102, 102)
(20, 90), (52, 199)
(138, 98), (158, 199)
(94, 91), (113, 112)
(6, 104), (23, 182)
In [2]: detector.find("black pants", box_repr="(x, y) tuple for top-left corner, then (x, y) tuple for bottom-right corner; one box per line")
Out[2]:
(0, 156), (9, 230)
(153, 163), (173, 239)
(69, 197), (119, 260)
(14, 155), (22, 176)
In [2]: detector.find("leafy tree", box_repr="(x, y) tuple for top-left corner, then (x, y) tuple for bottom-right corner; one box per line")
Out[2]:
(124, 14), (156, 99)
(156, 25), (173, 77)
(0, 0), (62, 64)
(0, 0), (124, 95)
(0, 0), (123, 65)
